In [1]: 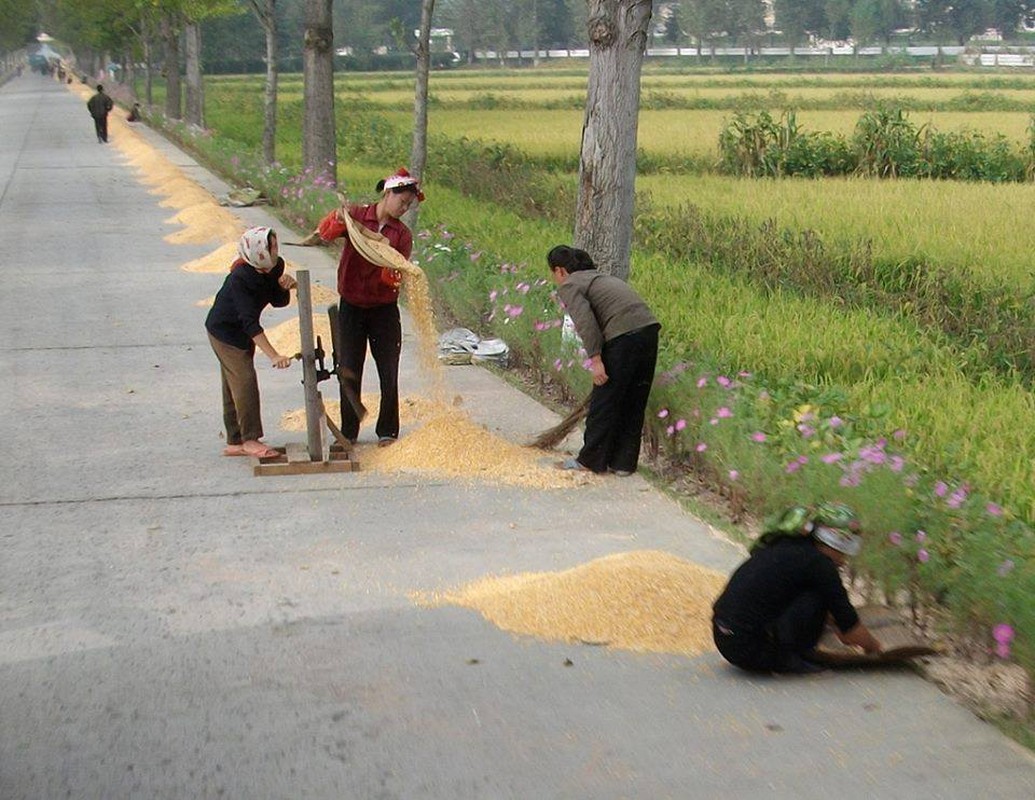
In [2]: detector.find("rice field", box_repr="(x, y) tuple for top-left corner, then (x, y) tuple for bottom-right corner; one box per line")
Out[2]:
(636, 172), (1035, 286)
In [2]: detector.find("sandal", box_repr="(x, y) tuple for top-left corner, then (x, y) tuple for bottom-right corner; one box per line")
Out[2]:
(223, 445), (248, 457)
(556, 458), (590, 472)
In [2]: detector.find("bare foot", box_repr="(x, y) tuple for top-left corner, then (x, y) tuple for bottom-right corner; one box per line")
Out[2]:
(241, 440), (280, 458)
(223, 444), (247, 457)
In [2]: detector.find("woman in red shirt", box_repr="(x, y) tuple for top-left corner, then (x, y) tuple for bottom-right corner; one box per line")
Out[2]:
(316, 168), (424, 446)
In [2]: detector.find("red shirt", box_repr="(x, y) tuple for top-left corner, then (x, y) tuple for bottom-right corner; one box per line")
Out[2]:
(317, 204), (413, 307)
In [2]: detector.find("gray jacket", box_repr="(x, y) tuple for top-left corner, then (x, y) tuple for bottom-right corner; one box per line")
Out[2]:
(557, 269), (658, 357)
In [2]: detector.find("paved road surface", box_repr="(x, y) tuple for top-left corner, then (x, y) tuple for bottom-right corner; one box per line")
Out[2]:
(2, 72), (1033, 799)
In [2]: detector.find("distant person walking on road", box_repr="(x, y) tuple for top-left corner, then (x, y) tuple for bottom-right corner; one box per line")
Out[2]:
(547, 245), (660, 476)
(86, 84), (113, 143)
(314, 167), (424, 447)
(712, 503), (883, 674)
(205, 227), (297, 459)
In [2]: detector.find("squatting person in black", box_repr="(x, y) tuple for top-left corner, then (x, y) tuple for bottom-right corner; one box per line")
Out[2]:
(712, 503), (882, 674)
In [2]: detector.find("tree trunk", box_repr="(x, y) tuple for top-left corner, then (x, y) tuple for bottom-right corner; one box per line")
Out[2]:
(184, 23), (204, 127)
(403, 0), (436, 231)
(573, 0), (652, 280)
(249, 0), (279, 165)
(532, 0), (541, 68)
(302, 0), (336, 184)
(144, 36), (154, 107)
(161, 15), (181, 120)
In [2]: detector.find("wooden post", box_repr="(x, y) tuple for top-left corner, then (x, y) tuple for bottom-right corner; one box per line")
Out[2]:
(295, 270), (323, 460)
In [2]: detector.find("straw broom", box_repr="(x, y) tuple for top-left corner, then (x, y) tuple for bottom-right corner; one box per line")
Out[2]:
(528, 395), (590, 450)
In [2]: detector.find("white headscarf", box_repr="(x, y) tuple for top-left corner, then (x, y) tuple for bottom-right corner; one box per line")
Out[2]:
(237, 226), (275, 269)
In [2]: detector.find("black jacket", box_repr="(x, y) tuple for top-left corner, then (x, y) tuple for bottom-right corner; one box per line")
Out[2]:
(712, 538), (860, 635)
(205, 258), (290, 352)
(87, 92), (113, 119)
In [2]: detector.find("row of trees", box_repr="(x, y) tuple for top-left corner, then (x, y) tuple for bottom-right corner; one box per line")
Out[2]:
(671, 0), (1035, 49)
(7, 0), (652, 280)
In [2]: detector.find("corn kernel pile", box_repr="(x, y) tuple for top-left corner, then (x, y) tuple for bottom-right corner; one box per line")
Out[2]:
(419, 550), (726, 656)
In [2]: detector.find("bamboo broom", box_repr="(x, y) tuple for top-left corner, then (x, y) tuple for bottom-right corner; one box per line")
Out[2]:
(528, 395), (590, 450)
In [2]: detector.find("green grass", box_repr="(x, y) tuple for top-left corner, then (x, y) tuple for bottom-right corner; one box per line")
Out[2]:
(636, 172), (1035, 288)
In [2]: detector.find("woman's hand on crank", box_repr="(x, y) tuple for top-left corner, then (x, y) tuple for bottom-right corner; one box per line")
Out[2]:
(279, 274), (297, 291)
(270, 353), (293, 369)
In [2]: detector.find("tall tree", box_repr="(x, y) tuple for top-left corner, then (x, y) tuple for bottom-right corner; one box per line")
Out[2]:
(917, 0), (992, 44)
(574, 0), (652, 280)
(247, 0), (279, 165)
(160, 10), (183, 118)
(302, 0), (336, 182)
(403, 0), (435, 231)
(184, 21), (203, 124)
(989, 0), (1032, 37)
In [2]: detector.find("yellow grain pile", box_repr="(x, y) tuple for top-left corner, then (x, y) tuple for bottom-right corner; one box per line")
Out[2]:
(264, 313), (333, 356)
(181, 242), (240, 273)
(360, 403), (580, 488)
(164, 202), (242, 245)
(423, 550), (727, 656)
(153, 178), (213, 209)
(280, 395), (428, 432)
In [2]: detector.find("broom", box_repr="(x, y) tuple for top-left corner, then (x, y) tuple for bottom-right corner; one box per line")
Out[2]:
(528, 395), (591, 450)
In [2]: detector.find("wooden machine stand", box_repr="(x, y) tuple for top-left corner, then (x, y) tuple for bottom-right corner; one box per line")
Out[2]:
(253, 270), (358, 476)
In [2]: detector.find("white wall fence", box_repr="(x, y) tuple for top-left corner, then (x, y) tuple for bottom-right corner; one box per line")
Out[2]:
(472, 44), (1035, 66)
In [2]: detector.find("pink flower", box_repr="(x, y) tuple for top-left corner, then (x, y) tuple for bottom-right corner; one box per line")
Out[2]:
(716, 407), (733, 418)
(828, 416), (843, 428)
(696, 442), (707, 452)
(889, 532), (902, 546)
(716, 376), (732, 388)
(751, 432), (767, 443)
(821, 453), (843, 464)
(915, 530), (927, 544)
(934, 481), (948, 498)
(657, 408), (669, 419)
(893, 429), (907, 441)
(696, 377), (708, 388)
(993, 624), (1014, 659)
(888, 456), (905, 473)
(785, 460), (802, 474)
(728, 470), (739, 481)
(710, 418), (719, 426)
(675, 419), (687, 431)
(917, 549), (930, 563)
(986, 502), (1003, 517)
(797, 424), (816, 438)
(489, 290), (498, 302)
(666, 425), (675, 437)
(998, 559), (1015, 577)
(505, 305), (523, 318)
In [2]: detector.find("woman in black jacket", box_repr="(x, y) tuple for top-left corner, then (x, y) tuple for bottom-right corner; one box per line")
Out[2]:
(205, 226), (297, 458)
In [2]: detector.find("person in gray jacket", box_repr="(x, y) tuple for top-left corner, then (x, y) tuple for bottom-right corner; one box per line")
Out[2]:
(547, 245), (661, 475)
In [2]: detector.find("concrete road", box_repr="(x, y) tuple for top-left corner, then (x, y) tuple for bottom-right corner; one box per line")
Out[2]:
(1, 73), (1033, 800)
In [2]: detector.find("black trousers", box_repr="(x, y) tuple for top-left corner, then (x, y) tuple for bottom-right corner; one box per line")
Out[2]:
(712, 590), (829, 673)
(578, 323), (660, 473)
(337, 300), (401, 441)
(92, 114), (108, 142)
